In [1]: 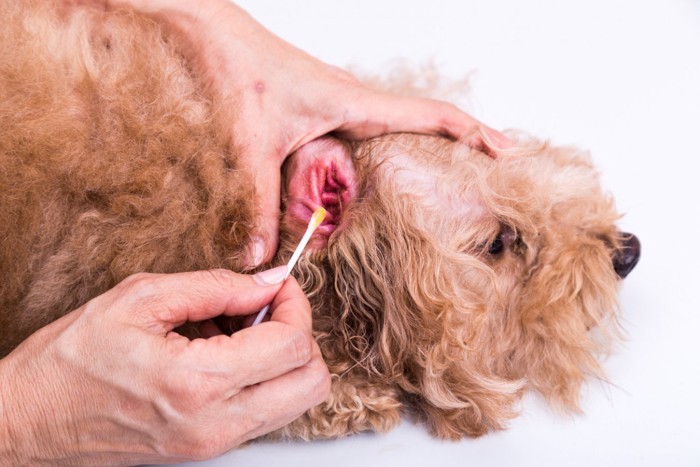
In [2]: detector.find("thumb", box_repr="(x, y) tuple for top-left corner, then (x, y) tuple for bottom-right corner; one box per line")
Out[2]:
(237, 144), (283, 268)
(117, 267), (288, 334)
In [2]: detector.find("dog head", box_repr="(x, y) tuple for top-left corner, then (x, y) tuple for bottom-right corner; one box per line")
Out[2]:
(279, 133), (639, 437)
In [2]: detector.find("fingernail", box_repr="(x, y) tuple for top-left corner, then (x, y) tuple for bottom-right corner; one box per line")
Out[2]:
(253, 266), (288, 285)
(250, 237), (266, 267)
(484, 127), (512, 149)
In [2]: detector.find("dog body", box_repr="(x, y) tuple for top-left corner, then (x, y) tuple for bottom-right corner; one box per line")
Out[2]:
(0, 1), (638, 439)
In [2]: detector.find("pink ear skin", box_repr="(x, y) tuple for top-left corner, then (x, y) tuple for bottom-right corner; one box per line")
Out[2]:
(282, 137), (357, 243)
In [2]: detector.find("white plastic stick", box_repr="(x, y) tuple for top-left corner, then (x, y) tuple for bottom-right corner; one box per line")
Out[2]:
(252, 207), (327, 326)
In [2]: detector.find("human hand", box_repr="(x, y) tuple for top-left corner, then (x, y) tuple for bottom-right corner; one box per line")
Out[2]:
(0, 268), (329, 465)
(106, 0), (512, 266)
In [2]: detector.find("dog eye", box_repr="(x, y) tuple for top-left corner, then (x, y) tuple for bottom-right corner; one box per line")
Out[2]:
(486, 225), (521, 257)
(488, 235), (505, 255)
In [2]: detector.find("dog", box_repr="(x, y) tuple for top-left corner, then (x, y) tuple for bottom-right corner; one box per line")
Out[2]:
(0, 1), (640, 440)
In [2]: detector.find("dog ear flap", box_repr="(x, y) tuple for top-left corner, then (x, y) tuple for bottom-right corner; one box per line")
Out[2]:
(513, 238), (620, 410)
(408, 349), (524, 439)
(324, 220), (525, 438)
(377, 256), (525, 439)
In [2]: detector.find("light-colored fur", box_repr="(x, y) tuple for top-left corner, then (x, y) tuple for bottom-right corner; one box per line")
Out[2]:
(0, 1), (627, 440)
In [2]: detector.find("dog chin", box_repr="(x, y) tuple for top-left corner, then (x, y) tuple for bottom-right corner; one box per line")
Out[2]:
(282, 137), (358, 246)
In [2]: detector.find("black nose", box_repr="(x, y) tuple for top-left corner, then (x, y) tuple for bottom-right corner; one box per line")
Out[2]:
(613, 232), (641, 278)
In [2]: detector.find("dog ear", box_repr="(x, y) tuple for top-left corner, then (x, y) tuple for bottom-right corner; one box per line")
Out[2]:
(511, 233), (620, 410)
(407, 343), (525, 439)
(319, 214), (525, 438)
(354, 280), (526, 439)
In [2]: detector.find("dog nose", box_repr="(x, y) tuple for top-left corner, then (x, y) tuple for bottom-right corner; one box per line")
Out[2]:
(613, 232), (641, 278)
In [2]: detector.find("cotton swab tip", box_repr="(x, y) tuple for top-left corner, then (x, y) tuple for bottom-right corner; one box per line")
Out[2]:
(310, 207), (327, 229)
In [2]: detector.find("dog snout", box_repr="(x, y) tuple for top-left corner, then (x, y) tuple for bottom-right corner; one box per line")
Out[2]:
(613, 232), (641, 278)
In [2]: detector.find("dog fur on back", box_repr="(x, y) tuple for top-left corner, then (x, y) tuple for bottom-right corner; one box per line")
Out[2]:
(0, 0), (633, 440)
(1, 0), (255, 353)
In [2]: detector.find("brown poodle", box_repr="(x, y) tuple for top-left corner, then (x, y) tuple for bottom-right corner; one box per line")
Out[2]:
(0, 1), (640, 440)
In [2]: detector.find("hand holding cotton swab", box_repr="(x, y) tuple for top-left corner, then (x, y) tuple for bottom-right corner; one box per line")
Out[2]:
(252, 207), (327, 325)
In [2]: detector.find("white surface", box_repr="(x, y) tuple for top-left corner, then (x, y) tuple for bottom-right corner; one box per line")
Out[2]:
(187, 1), (700, 466)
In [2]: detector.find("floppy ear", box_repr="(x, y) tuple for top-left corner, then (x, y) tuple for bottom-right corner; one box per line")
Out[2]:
(362, 274), (526, 439)
(408, 341), (524, 439)
(510, 232), (620, 410)
(315, 208), (524, 439)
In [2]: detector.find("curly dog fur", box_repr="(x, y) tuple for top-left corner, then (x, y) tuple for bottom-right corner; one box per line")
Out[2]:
(0, 1), (637, 439)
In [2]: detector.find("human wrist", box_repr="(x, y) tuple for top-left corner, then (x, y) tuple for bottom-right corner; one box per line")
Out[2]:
(0, 338), (86, 466)
(0, 360), (16, 465)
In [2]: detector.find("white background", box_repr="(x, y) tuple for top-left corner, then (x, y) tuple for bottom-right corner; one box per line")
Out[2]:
(186, 1), (700, 466)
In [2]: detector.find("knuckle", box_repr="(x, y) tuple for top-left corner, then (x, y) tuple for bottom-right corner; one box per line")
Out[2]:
(324, 64), (362, 91)
(202, 268), (255, 294)
(441, 100), (460, 113)
(164, 374), (221, 414)
(309, 355), (332, 404)
(433, 100), (466, 121)
(120, 271), (154, 289)
(161, 381), (197, 412)
(203, 268), (237, 288)
(285, 327), (313, 366)
(159, 370), (212, 413)
(118, 272), (162, 300)
(98, 272), (163, 316)
(430, 98), (460, 116)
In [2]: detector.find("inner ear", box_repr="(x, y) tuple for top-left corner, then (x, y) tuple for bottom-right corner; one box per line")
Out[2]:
(319, 168), (349, 226)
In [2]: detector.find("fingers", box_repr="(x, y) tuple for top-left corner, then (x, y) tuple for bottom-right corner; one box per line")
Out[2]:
(176, 320), (313, 389)
(227, 346), (330, 443)
(335, 91), (512, 153)
(267, 276), (314, 330)
(223, 278), (329, 440)
(111, 267), (287, 333)
(176, 278), (315, 388)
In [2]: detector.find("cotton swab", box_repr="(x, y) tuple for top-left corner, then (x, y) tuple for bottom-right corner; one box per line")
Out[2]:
(252, 207), (327, 326)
